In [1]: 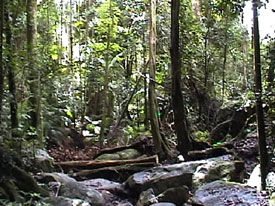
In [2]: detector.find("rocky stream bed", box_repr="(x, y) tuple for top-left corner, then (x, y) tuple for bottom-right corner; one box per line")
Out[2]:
(34, 150), (273, 206)
(1, 133), (274, 206)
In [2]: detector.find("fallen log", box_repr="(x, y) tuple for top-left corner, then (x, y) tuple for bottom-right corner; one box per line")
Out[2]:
(188, 147), (233, 161)
(74, 162), (157, 181)
(54, 155), (159, 170)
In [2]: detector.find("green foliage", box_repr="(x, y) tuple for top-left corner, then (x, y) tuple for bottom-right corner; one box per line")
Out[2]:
(124, 124), (150, 140)
(213, 142), (223, 147)
(1, 0), (273, 157)
(193, 130), (210, 143)
(0, 193), (50, 206)
(86, 123), (95, 131)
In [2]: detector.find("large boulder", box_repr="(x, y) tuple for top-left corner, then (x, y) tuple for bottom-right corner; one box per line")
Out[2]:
(157, 186), (189, 205)
(59, 181), (105, 206)
(193, 157), (238, 188)
(125, 164), (193, 195)
(192, 181), (269, 206)
(37, 173), (105, 206)
(125, 155), (235, 196)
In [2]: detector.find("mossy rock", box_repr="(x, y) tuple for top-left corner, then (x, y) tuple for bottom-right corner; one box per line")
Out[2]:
(96, 153), (121, 160)
(96, 148), (141, 160)
(117, 148), (141, 159)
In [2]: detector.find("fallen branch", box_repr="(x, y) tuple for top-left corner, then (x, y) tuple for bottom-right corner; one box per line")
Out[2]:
(54, 155), (159, 170)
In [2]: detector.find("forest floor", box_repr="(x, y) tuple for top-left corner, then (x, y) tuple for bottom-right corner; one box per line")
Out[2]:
(48, 132), (260, 173)
(45, 131), (273, 206)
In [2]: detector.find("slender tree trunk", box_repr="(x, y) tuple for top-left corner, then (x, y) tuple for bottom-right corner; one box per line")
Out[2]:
(5, 10), (18, 137)
(252, 0), (268, 190)
(27, 0), (41, 140)
(204, 32), (209, 88)
(148, 0), (165, 157)
(171, 0), (192, 158)
(99, 0), (112, 148)
(222, 22), (228, 103)
(59, 0), (64, 62)
(0, 0), (4, 125)
(267, 43), (275, 83)
(69, 0), (73, 63)
(222, 43), (227, 102)
(242, 39), (249, 88)
(84, 0), (94, 118)
(143, 32), (149, 129)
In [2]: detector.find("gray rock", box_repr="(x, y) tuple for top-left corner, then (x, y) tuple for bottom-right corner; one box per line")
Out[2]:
(59, 181), (105, 206)
(192, 180), (269, 206)
(45, 196), (90, 206)
(157, 186), (189, 205)
(193, 158), (235, 188)
(81, 178), (129, 196)
(136, 188), (158, 206)
(81, 178), (121, 189)
(125, 164), (192, 195)
(34, 149), (55, 172)
(149, 203), (176, 206)
(126, 155), (234, 195)
(36, 172), (77, 184)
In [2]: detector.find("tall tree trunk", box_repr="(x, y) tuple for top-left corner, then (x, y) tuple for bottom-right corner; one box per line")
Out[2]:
(267, 43), (275, 83)
(143, 32), (149, 130)
(171, 0), (192, 158)
(222, 21), (228, 104)
(27, 0), (41, 141)
(69, 0), (73, 63)
(148, 0), (165, 157)
(5, 10), (18, 137)
(204, 31), (209, 88)
(0, 0), (4, 125)
(59, 0), (64, 62)
(252, 0), (268, 190)
(99, 0), (112, 148)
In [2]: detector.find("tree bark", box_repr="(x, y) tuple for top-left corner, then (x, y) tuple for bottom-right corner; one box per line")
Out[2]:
(222, 21), (228, 103)
(99, 0), (113, 147)
(252, 0), (268, 190)
(267, 43), (275, 83)
(171, 0), (192, 158)
(204, 30), (209, 88)
(143, 32), (149, 129)
(148, 0), (165, 158)
(0, 0), (4, 125)
(27, 0), (41, 140)
(55, 155), (159, 169)
(69, 0), (73, 63)
(5, 9), (18, 137)
(0, 146), (49, 200)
